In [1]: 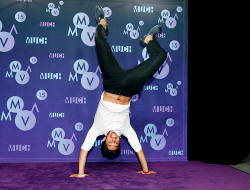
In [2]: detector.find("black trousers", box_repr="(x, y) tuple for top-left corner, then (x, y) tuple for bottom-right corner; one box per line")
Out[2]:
(95, 24), (167, 97)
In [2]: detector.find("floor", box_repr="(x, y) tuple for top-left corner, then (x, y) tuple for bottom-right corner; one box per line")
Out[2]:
(0, 161), (250, 190)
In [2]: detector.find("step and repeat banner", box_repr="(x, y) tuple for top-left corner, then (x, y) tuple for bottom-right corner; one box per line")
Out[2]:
(0, 0), (187, 162)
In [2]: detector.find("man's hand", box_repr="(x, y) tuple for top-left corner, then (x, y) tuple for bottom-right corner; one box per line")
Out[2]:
(69, 174), (89, 178)
(137, 171), (156, 175)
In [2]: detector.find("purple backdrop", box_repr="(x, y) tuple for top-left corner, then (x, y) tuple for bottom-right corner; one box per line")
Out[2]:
(0, 0), (188, 162)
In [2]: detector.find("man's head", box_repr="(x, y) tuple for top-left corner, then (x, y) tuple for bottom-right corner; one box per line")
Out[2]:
(101, 130), (120, 159)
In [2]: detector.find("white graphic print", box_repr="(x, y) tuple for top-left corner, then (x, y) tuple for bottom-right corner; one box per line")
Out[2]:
(6, 57), (36, 85)
(46, 2), (64, 16)
(68, 9), (112, 46)
(123, 22), (143, 39)
(68, 59), (101, 91)
(47, 128), (77, 155)
(138, 48), (172, 79)
(140, 123), (168, 150)
(1, 96), (39, 131)
(158, 9), (178, 29)
(0, 20), (18, 52)
(165, 81), (181, 96)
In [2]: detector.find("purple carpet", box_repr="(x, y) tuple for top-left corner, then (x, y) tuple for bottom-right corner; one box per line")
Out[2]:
(0, 161), (249, 190)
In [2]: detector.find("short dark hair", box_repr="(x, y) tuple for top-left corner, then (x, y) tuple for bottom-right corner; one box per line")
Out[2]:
(101, 139), (120, 159)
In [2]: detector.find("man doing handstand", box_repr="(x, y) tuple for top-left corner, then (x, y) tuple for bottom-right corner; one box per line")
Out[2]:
(70, 5), (167, 178)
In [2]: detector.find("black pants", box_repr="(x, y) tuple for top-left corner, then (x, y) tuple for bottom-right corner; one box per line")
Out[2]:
(95, 24), (167, 97)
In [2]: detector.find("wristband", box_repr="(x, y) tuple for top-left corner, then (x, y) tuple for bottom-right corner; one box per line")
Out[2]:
(143, 170), (149, 173)
(78, 174), (85, 177)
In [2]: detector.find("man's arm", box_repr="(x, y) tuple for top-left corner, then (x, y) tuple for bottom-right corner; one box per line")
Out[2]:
(70, 124), (98, 178)
(69, 149), (89, 178)
(137, 149), (148, 172)
(78, 149), (88, 175)
(124, 126), (156, 174)
(137, 149), (156, 174)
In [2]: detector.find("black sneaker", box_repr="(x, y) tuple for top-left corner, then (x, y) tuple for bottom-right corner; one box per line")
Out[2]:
(140, 25), (162, 44)
(95, 5), (109, 32)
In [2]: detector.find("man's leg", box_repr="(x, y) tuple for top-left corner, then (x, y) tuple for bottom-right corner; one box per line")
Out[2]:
(95, 20), (125, 80)
(123, 35), (167, 94)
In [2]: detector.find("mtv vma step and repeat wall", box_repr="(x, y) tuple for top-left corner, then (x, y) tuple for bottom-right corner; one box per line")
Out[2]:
(0, 0), (187, 162)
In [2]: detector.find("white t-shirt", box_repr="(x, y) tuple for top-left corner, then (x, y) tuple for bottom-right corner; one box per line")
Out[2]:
(81, 92), (142, 152)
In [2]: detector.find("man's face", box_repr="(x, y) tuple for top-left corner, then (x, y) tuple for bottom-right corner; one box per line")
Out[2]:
(103, 130), (120, 151)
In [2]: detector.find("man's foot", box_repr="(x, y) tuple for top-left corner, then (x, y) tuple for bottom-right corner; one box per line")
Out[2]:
(140, 25), (162, 44)
(95, 5), (109, 32)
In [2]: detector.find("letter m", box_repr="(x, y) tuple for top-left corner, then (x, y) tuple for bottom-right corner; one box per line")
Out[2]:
(47, 139), (55, 147)
(68, 72), (78, 81)
(8, 145), (13, 151)
(77, 62), (86, 71)
(1, 111), (11, 121)
(140, 135), (148, 143)
(67, 26), (78, 36)
(10, 99), (21, 109)
(54, 131), (63, 139)
(133, 6), (138, 12)
(158, 17), (164, 23)
(76, 16), (86, 25)
(11, 63), (20, 70)
(147, 127), (155, 134)
(6, 71), (13, 78)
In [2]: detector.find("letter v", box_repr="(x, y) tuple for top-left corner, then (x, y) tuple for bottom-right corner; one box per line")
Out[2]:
(21, 116), (30, 126)
(157, 65), (164, 74)
(155, 138), (162, 146)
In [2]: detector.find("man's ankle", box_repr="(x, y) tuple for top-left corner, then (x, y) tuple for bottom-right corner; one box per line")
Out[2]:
(99, 19), (107, 29)
(144, 35), (153, 44)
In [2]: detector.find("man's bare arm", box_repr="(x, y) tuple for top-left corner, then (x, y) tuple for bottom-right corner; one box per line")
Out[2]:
(137, 149), (156, 174)
(70, 149), (89, 178)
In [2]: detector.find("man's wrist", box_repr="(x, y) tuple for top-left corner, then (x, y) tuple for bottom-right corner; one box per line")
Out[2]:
(78, 173), (85, 177)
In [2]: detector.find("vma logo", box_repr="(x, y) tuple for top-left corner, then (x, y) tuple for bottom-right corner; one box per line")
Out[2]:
(1, 96), (39, 131)
(133, 6), (153, 13)
(123, 22), (144, 40)
(68, 59), (101, 91)
(67, 12), (98, 46)
(138, 48), (172, 79)
(0, 20), (18, 52)
(6, 58), (36, 85)
(46, 1), (64, 17)
(158, 9), (178, 29)
(47, 128), (77, 155)
(140, 123), (168, 151)
(165, 81), (181, 96)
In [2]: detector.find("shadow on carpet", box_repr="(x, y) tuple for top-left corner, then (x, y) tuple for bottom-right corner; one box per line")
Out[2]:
(0, 161), (250, 190)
